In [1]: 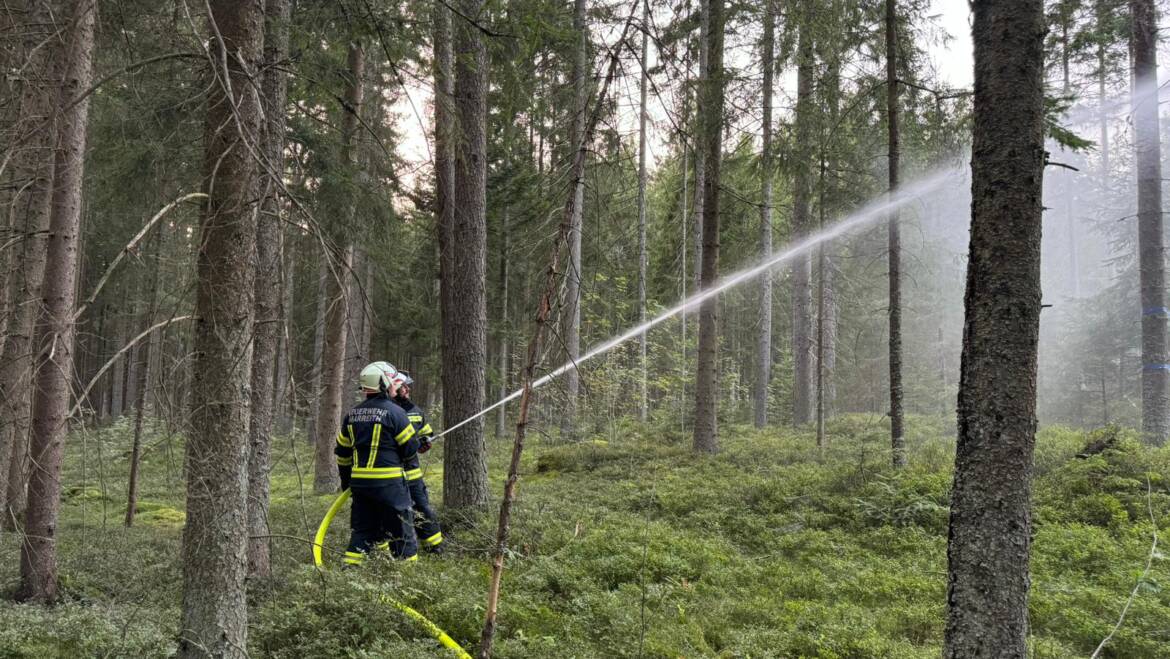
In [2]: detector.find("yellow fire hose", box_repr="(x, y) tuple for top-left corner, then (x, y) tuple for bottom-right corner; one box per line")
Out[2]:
(314, 489), (473, 659)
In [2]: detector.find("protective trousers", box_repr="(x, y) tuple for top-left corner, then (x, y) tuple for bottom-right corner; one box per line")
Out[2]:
(345, 481), (418, 564)
(406, 476), (443, 551)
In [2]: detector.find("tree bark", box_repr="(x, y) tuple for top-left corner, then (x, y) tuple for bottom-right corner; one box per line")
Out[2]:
(563, 0), (588, 428)
(312, 43), (364, 494)
(791, 16), (814, 425)
(692, 0), (724, 454)
(691, 0), (708, 298)
(178, 1), (263, 654)
(17, 0), (95, 603)
(1098, 0), (1110, 185)
(943, 1), (1045, 655)
(496, 208), (511, 439)
(443, 0), (490, 508)
(1131, 0), (1168, 445)
(753, 0), (776, 429)
(126, 227), (165, 528)
(304, 258), (328, 443)
(246, 0), (289, 579)
(886, 0), (905, 467)
(272, 225), (295, 434)
(0, 0), (60, 531)
(434, 0), (455, 422)
(636, 0), (650, 423)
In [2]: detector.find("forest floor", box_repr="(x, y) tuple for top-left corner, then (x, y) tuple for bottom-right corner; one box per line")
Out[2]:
(1, 414), (1169, 658)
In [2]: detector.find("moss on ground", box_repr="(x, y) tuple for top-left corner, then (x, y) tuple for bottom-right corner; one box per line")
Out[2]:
(1, 416), (1168, 657)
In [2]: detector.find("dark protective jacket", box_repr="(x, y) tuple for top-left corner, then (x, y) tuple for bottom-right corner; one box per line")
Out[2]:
(335, 393), (418, 487)
(395, 397), (434, 482)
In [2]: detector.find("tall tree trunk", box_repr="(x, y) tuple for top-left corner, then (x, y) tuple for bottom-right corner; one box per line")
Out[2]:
(791, 17), (814, 426)
(178, 2), (263, 654)
(434, 0), (455, 417)
(111, 314), (126, 418)
(304, 259), (328, 443)
(1131, 0), (1168, 445)
(312, 43), (364, 493)
(443, 0), (490, 508)
(0, 0), (61, 531)
(691, 0), (708, 297)
(1098, 0), (1110, 185)
(563, 0), (588, 428)
(943, 1), (1045, 655)
(126, 227), (165, 528)
(692, 0), (724, 454)
(272, 225), (295, 434)
(753, 0), (776, 428)
(344, 248), (368, 388)
(246, 0), (289, 579)
(636, 0), (650, 423)
(886, 0), (905, 467)
(496, 208), (511, 439)
(17, 0), (95, 602)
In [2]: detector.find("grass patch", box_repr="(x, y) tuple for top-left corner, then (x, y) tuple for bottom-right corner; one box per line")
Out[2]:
(0, 415), (1168, 657)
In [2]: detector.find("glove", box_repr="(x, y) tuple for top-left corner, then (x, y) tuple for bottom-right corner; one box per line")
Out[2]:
(418, 438), (432, 454)
(339, 466), (351, 491)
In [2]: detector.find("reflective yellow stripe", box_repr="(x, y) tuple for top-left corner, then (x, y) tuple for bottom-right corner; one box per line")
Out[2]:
(367, 425), (382, 469)
(336, 456), (353, 466)
(405, 468), (423, 481)
(344, 551), (364, 565)
(404, 554), (418, 562)
(395, 424), (416, 445)
(423, 532), (443, 547)
(419, 424), (433, 436)
(375, 541), (389, 552)
(337, 431), (353, 448)
(351, 466), (405, 479)
(408, 414), (423, 423)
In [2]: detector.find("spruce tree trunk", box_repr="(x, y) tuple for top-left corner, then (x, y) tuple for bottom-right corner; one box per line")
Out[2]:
(304, 259), (328, 443)
(432, 0), (456, 438)
(636, 0), (650, 423)
(1098, 0), (1110, 185)
(126, 228), (165, 528)
(944, 1), (1045, 655)
(886, 0), (906, 467)
(563, 0), (588, 428)
(1131, 0), (1168, 445)
(691, 0), (708, 297)
(111, 316), (126, 418)
(343, 248), (367, 387)
(443, 0), (490, 508)
(497, 208), (511, 439)
(247, 0), (289, 578)
(753, 0), (776, 429)
(272, 226), (295, 434)
(434, 0), (455, 416)
(0, 0), (60, 531)
(18, 0), (95, 603)
(692, 0), (724, 454)
(179, 1), (263, 655)
(791, 18), (814, 425)
(313, 43), (364, 494)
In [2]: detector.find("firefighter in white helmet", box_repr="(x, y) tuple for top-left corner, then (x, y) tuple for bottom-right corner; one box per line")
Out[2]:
(334, 361), (419, 564)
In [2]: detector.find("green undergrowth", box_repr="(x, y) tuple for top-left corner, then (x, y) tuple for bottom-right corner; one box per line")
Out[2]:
(1, 416), (1169, 657)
